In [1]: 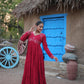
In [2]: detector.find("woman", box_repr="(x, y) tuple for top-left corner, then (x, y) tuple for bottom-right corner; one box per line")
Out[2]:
(20, 21), (58, 84)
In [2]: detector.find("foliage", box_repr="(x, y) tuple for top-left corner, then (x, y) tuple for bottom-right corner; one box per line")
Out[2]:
(0, 0), (23, 40)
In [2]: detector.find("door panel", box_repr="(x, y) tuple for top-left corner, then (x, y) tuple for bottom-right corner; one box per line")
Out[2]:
(40, 14), (66, 62)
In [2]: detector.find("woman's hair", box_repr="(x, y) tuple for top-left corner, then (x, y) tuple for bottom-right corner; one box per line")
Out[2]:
(35, 21), (43, 26)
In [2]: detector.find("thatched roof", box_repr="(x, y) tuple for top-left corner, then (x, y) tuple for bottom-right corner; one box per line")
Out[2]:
(12, 0), (84, 19)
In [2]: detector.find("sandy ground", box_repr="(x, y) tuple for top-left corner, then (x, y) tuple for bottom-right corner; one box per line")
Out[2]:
(0, 64), (84, 84)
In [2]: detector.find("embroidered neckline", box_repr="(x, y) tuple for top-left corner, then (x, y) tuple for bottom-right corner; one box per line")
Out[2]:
(32, 31), (42, 36)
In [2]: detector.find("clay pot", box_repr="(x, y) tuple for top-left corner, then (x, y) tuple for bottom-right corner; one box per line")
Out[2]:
(67, 60), (78, 80)
(65, 44), (75, 53)
(62, 53), (78, 63)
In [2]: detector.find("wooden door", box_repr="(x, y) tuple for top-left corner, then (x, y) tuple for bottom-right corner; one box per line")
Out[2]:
(40, 14), (67, 62)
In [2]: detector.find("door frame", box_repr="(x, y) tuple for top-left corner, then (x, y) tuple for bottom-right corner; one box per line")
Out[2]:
(40, 13), (67, 62)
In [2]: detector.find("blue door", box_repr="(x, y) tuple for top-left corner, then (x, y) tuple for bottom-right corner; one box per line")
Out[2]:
(40, 14), (67, 62)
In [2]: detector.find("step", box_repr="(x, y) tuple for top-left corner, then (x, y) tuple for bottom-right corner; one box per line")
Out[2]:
(45, 71), (59, 77)
(45, 65), (61, 73)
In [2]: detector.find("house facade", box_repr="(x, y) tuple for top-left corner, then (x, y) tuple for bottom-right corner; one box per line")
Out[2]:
(13, 0), (84, 64)
(22, 7), (84, 65)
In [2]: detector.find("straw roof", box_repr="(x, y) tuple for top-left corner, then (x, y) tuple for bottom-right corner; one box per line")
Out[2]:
(12, 0), (84, 19)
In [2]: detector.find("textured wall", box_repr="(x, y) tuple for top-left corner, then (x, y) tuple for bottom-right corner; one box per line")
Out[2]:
(66, 10), (84, 64)
(23, 6), (84, 64)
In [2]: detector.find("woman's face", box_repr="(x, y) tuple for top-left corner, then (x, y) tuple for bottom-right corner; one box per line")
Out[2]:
(36, 23), (43, 33)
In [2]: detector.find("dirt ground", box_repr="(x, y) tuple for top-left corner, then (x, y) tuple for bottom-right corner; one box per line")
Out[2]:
(0, 63), (84, 84)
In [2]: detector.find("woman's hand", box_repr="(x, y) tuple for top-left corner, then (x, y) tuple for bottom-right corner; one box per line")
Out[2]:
(29, 25), (36, 32)
(53, 57), (58, 62)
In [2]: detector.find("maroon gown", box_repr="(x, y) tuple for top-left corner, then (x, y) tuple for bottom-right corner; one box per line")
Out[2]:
(20, 31), (54, 84)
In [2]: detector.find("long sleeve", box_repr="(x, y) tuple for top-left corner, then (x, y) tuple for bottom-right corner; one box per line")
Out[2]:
(20, 31), (31, 41)
(42, 34), (54, 59)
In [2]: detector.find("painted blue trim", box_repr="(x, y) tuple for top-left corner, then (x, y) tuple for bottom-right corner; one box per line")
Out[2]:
(40, 13), (67, 21)
(64, 14), (67, 45)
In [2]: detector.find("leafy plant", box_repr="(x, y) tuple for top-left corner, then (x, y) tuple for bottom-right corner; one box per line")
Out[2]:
(0, 0), (23, 39)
